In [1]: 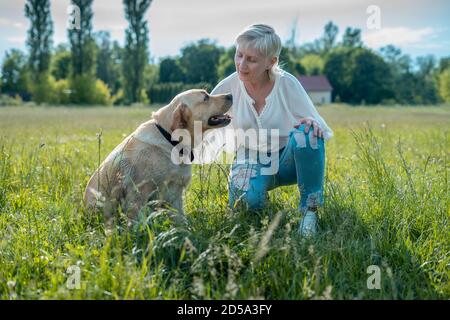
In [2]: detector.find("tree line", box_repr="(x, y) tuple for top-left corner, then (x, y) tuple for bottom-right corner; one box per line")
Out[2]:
(1, 1), (449, 106)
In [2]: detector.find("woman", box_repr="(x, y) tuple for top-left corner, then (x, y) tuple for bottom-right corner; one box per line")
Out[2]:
(208, 24), (333, 237)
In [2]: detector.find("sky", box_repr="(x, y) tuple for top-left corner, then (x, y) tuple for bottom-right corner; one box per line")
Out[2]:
(0, 0), (449, 63)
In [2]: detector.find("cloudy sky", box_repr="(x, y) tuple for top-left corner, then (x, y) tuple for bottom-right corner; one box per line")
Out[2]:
(0, 0), (449, 63)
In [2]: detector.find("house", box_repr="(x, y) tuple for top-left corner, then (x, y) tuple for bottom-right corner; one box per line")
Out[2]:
(297, 75), (333, 105)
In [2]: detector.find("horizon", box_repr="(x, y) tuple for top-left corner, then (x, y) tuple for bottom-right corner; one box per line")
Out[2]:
(0, 0), (449, 63)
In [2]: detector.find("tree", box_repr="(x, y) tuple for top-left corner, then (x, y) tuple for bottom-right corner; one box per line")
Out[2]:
(68, 0), (95, 77)
(179, 39), (224, 84)
(438, 68), (450, 103)
(324, 47), (393, 104)
(25, 0), (53, 76)
(438, 57), (450, 72)
(24, 0), (53, 103)
(95, 31), (122, 94)
(51, 44), (71, 80)
(414, 55), (439, 104)
(342, 27), (363, 47)
(123, 0), (152, 104)
(0, 49), (30, 99)
(346, 48), (393, 104)
(323, 47), (351, 102)
(321, 21), (339, 53)
(159, 57), (184, 83)
(278, 47), (297, 75)
(217, 47), (236, 80)
(299, 54), (324, 75)
(379, 45), (413, 103)
(416, 55), (436, 78)
(68, 0), (97, 104)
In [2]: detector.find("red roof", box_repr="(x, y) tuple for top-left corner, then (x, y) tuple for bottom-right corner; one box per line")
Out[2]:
(297, 76), (333, 92)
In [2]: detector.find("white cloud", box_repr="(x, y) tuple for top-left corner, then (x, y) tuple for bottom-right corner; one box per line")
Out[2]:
(7, 36), (26, 44)
(363, 27), (435, 48)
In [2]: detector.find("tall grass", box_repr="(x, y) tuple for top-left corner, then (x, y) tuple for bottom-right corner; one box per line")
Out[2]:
(0, 105), (448, 299)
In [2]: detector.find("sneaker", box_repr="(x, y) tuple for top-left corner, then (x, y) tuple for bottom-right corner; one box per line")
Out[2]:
(298, 210), (317, 238)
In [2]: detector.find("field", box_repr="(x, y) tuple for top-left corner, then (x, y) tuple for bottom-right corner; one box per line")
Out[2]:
(0, 104), (448, 299)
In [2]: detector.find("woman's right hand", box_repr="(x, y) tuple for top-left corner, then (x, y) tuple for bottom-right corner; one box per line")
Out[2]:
(294, 118), (324, 139)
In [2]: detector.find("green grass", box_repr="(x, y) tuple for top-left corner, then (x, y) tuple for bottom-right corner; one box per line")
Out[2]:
(0, 104), (449, 299)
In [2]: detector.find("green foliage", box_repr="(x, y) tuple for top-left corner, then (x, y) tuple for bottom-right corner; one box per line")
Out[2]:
(217, 47), (236, 80)
(95, 31), (122, 95)
(323, 47), (351, 102)
(346, 48), (394, 104)
(25, 0), (53, 77)
(322, 21), (339, 53)
(300, 54), (324, 76)
(122, 0), (152, 104)
(0, 49), (30, 100)
(0, 94), (23, 106)
(342, 27), (363, 48)
(278, 47), (297, 75)
(69, 75), (112, 105)
(30, 72), (53, 104)
(324, 47), (394, 104)
(148, 82), (213, 103)
(51, 78), (71, 104)
(159, 57), (184, 83)
(68, 0), (95, 77)
(51, 45), (71, 80)
(179, 39), (224, 84)
(438, 68), (450, 103)
(9, 11), (449, 106)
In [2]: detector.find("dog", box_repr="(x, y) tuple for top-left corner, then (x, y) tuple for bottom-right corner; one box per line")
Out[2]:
(84, 89), (232, 231)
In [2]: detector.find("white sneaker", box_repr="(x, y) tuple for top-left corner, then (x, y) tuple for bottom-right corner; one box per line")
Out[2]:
(298, 210), (317, 238)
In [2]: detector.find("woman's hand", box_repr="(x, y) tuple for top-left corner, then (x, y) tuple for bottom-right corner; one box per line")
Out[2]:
(294, 118), (324, 139)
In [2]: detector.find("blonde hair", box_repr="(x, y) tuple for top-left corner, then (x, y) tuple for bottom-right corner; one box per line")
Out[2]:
(235, 24), (283, 80)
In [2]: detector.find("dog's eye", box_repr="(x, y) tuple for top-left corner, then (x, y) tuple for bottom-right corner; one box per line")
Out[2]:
(203, 94), (209, 102)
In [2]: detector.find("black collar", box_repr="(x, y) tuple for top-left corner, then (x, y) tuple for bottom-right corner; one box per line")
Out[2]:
(155, 123), (194, 162)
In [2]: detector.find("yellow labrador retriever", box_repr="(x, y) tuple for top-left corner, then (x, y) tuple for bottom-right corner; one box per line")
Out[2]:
(84, 89), (232, 230)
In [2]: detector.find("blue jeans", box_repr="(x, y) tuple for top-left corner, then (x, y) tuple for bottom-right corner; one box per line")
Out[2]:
(228, 124), (325, 213)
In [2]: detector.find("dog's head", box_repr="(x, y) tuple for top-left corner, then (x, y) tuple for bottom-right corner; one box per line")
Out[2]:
(170, 89), (233, 133)
(152, 89), (232, 148)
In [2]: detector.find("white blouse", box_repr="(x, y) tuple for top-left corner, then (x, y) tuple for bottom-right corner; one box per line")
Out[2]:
(194, 70), (333, 163)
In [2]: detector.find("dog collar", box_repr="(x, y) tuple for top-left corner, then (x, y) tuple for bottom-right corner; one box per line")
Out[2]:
(155, 123), (194, 162)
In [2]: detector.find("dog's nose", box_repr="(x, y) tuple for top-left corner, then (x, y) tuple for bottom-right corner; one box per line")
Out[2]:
(225, 94), (233, 104)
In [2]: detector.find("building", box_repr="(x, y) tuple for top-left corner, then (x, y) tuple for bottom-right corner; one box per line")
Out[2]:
(297, 75), (333, 105)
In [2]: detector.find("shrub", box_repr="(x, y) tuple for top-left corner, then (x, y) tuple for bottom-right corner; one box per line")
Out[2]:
(51, 78), (70, 105)
(0, 94), (23, 106)
(148, 82), (213, 104)
(69, 75), (112, 106)
(93, 79), (113, 106)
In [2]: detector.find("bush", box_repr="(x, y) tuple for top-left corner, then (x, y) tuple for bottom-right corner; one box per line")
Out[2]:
(51, 78), (70, 105)
(30, 73), (53, 104)
(69, 75), (112, 106)
(0, 94), (23, 106)
(93, 79), (113, 106)
(148, 82), (213, 104)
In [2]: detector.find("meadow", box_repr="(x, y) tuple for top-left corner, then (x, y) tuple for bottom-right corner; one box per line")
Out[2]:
(0, 104), (448, 299)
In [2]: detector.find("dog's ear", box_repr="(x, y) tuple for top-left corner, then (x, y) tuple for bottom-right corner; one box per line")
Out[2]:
(171, 103), (192, 131)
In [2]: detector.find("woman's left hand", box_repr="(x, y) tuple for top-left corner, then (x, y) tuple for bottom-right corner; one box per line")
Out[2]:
(294, 118), (324, 139)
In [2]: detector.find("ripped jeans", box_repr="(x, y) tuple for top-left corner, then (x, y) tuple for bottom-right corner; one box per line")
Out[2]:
(228, 124), (325, 214)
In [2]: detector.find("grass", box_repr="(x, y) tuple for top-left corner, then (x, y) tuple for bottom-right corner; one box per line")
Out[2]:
(0, 104), (448, 299)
